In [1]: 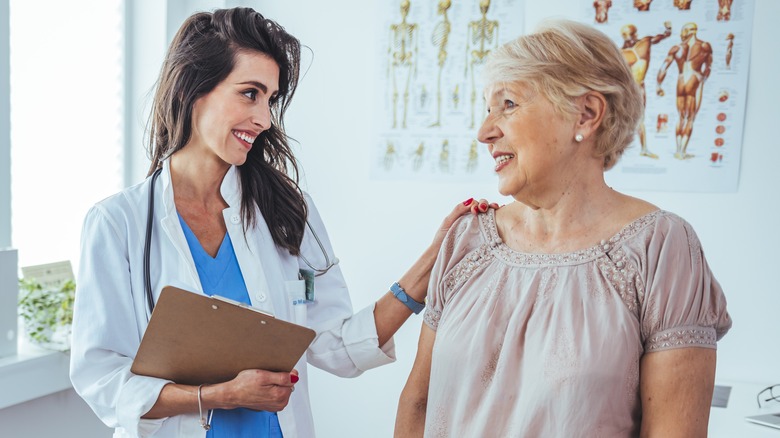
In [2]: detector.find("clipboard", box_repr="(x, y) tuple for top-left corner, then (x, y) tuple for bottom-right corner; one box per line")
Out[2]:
(131, 286), (316, 385)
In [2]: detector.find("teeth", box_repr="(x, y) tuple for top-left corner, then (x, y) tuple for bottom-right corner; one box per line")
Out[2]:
(234, 131), (256, 144)
(495, 154), (514, 165)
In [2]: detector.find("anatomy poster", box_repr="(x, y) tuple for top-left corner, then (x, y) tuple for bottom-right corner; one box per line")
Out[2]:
(371, 0), (525, 182)
(585, 0), (753, 192)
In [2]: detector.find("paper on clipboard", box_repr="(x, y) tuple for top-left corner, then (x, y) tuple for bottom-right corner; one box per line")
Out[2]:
(131, 286), (315, 386)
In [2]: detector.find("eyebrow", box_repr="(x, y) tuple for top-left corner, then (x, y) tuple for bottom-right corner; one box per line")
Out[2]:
(237, 80), (277, 95)
(484, 87), (508, 102)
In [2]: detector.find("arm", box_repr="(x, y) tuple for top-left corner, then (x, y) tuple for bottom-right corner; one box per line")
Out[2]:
(143, 369), (296, 419)
(300, 196), (492, 377)
(395, 323), (436, 437)
(374, 199), (493, 346)
(651, 22), (672, 44)
(656, 48), (676, 96)
(702, 43), (713, 80)
(639, 348), (716, 437)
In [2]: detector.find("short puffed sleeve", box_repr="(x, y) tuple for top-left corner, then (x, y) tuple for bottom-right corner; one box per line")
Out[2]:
(637, 214), (732, 352)
(424, 214), (484, 331)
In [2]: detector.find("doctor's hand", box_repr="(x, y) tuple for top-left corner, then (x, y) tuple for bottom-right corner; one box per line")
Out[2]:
(220, 368), (298, 412)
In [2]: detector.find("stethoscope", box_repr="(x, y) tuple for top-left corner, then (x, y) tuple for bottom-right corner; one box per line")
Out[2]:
(142, 167), (339, 314)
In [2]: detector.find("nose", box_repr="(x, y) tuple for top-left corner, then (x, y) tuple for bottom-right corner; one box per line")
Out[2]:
(252, 101), (272, 132)
(477, 112), (502, 146)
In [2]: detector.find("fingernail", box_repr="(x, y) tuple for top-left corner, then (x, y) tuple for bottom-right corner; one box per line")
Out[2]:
(290, 374), (299, 383)
(463, 198), (474, 206)
(479, 203), (488, 212)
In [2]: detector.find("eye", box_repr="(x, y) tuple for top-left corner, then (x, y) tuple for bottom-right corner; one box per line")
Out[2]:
(242, 89), (258, 101)
(504, 99), (516, 109)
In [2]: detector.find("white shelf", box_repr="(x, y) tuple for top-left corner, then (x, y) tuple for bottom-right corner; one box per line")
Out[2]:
(0, 337), (72, 410)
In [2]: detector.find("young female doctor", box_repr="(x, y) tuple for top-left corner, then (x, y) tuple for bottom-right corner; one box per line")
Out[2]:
(69, 7), (493, 438)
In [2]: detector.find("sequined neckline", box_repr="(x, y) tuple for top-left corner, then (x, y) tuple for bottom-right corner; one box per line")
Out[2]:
(479, 208), (666, 266)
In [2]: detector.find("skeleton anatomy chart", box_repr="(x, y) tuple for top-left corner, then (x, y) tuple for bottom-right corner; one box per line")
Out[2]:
(372, 0), (524, 181)
(582, 0), (753, 192)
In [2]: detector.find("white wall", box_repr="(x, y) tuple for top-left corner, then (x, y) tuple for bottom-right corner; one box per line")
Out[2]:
(0, 389), (111, 437)
(256, 1), (779, 436)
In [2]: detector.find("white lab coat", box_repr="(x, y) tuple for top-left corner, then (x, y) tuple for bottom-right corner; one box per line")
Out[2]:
(70, 161), (395, 438)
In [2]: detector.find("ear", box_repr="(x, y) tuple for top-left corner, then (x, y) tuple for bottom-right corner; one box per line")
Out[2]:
(574, 91), (607, 138)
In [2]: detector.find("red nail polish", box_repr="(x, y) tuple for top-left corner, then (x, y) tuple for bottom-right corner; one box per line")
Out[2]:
(479, 203), (488, 212)
(463, 198), (474, 206)
(290, 374), (299, 383)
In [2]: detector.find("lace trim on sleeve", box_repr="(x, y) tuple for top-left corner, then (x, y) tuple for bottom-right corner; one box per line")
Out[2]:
(424, 307), (441, 330)
(645, 325), (718, 352)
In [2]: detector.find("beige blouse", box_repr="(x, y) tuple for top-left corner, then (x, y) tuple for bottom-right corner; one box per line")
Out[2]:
(423, 209), (731, 437)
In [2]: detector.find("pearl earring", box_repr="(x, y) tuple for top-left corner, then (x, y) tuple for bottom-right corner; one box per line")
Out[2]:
(575, 134), (584, 142)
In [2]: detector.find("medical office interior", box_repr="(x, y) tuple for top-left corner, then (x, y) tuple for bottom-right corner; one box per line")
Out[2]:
(0, 0), (778, 436)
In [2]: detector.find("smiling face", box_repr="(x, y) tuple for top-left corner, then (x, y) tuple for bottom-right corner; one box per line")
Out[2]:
(477, 82), (579, 200)
(188, 50), (280, 167)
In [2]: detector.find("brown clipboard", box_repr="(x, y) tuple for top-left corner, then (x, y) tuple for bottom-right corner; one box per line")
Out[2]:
(130, 285), (315, 386)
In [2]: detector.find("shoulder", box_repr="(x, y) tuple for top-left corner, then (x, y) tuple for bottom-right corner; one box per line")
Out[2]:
(85, 177), (153, 234)
(643, 210), (698, 243)
(444, 211), (485, 249)
(438, 210), (494, 271)
(621, 209), (696, 245)
(97, 178), (148, 212)
(617, 210), (706, 274)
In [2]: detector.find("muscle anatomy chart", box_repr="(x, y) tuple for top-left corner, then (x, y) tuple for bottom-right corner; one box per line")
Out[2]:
(373, 0), (524, 182)
(581, 0), (754, 192)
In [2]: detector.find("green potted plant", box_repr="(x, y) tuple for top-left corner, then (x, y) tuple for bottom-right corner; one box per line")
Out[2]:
(17, 278), (75, 351)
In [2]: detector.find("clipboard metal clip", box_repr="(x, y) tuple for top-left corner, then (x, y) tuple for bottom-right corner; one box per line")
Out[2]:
(210, 295), (275, 318)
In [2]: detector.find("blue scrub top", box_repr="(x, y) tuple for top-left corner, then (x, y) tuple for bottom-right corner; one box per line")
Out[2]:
(179, 214), (283, 438)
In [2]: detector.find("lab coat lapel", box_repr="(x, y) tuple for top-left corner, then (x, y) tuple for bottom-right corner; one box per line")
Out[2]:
(158, 161), (203, 292)
(219, 167), (281, 316)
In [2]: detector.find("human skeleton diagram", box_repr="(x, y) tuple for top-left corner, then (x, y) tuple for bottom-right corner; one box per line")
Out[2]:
(452, 84), (460, 109)
(634, 0), (652, 11)
(412, 141), (425, 170)
(419, 85), (428, 108)
(657, 22), (713, 160)
(621, 21), (672, 158)
(717, 0), (733, 21)
(593, 0), (612, 23)
(465, 0), (499, 129)
(466, 139), (478, 172)
(439, 139), (450, 172)
(725, 33), (734, 69)
(384, 141), (397, 170)
(430, 0), (452, 127)
(387, 0), (418, 129)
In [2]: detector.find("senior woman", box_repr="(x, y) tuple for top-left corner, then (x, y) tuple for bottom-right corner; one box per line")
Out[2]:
(395, 19), (731, 437)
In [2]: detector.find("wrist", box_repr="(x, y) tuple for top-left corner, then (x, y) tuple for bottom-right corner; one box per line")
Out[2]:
(390, 282), (426, 314)
(200, 383), (231, 410)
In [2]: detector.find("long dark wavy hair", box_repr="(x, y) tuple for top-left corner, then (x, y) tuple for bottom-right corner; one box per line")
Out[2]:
(146, 7), (307, 255)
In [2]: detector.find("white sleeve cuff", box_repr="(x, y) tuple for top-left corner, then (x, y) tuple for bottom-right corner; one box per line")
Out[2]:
(116, 376), (172, 437)
(342, 303), (397, 372)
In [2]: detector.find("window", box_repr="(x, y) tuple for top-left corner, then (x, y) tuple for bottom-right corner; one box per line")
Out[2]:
(9, 0), (125, 270)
